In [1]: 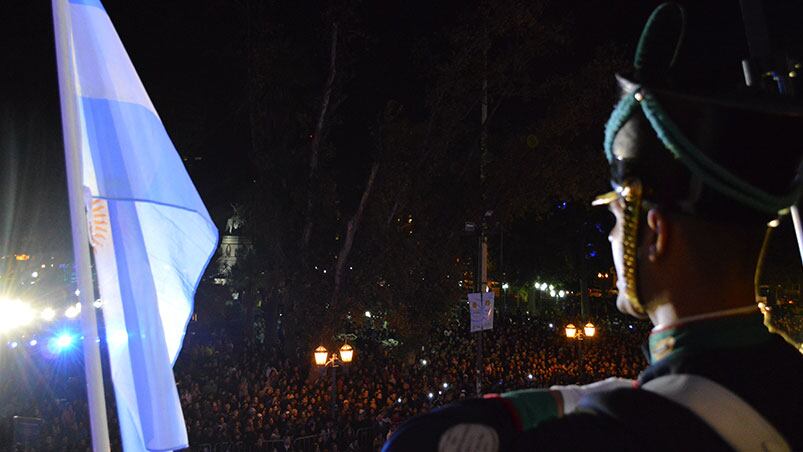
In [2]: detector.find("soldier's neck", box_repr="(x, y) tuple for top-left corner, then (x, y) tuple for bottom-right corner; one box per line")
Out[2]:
(646, 275), (756, 329)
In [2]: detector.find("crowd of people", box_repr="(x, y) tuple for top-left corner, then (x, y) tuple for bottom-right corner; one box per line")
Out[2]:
(1, 308), (650, 451)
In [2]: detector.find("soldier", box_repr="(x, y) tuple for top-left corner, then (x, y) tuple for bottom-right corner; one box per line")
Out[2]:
(383, 2), (803, 451)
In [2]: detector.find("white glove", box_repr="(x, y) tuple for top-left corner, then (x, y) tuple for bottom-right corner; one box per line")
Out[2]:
(550, 377), (635, 414)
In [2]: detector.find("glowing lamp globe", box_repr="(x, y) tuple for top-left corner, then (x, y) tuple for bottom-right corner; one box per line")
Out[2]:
(584, 322), (596, 337)
(339, 343), (354, 363)
(565, 324), (577, 339)
(314, 345), (328, 366)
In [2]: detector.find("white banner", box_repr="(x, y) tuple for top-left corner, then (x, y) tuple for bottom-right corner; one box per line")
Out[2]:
(469, 292), (494, 332)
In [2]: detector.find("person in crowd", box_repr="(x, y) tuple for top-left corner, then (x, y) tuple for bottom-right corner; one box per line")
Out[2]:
(1, 313), (647, 451)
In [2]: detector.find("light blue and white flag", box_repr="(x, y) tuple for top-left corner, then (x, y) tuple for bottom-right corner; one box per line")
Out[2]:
(52, 0), (218, 450)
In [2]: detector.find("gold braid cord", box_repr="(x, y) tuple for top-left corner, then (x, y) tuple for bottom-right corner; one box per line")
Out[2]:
(621, 180), (647, 316)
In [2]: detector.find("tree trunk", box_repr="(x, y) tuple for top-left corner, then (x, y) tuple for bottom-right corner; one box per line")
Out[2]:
(244, 285), (256, 342)
(331, 163), (380, 310)
(263, 292), (279, 345)
(301, 23), (339, 253)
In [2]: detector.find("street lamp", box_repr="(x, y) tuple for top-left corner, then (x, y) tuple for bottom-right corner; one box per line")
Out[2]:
(313, 343), (355, 421)
(339, 343), (354, 363)
(314, 345), (328, 366)
(501, 283), (509, 317)
(565, 322), (597, 382)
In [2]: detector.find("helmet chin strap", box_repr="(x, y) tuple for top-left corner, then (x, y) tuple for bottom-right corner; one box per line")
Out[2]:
(618, 179), (647, 317)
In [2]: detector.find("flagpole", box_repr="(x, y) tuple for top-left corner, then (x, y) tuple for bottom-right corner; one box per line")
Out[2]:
(52, 0), (112, 450)
(791, 205), (803, 266)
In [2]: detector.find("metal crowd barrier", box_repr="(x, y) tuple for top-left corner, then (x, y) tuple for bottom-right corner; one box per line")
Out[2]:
(192, 426), (383, 452)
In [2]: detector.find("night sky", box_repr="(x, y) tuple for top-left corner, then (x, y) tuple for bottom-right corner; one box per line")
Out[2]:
(0, 0), (659, 259)
(4, 0), (796, 262)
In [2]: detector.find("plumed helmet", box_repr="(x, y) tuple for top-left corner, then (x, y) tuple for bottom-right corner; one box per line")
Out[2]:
(595, 2), (803, 318)
(600, 2), (803, 224)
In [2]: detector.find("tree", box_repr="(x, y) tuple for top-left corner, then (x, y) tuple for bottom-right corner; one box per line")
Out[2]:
(226, 0), (631, 355)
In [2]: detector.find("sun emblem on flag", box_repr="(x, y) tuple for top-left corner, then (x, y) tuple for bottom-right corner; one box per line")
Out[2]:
(89, 199), (110, 248)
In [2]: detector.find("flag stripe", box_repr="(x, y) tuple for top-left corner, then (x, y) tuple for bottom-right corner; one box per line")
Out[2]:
(108, 200), (187, 450)
(71, 4), (156, 114)
(69, 0), (104, 9)
(135, 203), (215, 362)
(80, 97), (205, 211)
(84, 90), (191, 451)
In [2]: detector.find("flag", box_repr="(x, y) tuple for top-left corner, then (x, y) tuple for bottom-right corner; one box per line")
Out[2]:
(468, 292), (494, 332)
(52, 0), (218, 450)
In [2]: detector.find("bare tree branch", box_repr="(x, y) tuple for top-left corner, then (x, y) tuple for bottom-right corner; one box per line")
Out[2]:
(331, 162), (380, 310)
(302, 22), (339, 252)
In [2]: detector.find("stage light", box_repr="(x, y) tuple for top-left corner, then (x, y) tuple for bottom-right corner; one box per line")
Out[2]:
(427, 392), (434, 399)
(29, 339), (38, 347)
(41, 307), (56, 322)
(65, 303), (81, 319)
(48, 332), (77, 354)
(10, 341), (19, 349)
(56, 334), (74, 349)
(0, 298), (35, 333)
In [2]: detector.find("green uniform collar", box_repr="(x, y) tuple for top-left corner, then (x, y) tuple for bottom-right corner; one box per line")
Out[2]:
(648, 312), (772, 363)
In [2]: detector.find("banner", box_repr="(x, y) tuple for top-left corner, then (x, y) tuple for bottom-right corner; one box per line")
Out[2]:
(469, 292), (494, 332)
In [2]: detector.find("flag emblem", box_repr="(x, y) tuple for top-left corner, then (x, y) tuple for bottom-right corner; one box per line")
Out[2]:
(89, 198), (109, 248)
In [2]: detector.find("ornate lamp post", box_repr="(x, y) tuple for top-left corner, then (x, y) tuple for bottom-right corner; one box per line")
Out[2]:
(564, 322), (598, 382)
(314, 343), (355, 420)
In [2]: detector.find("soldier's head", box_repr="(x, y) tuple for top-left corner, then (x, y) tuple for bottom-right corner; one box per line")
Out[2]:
(597, 3), (803, 320)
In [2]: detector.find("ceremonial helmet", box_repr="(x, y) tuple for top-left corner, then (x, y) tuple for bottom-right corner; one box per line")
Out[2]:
(595, 2), (803, 320)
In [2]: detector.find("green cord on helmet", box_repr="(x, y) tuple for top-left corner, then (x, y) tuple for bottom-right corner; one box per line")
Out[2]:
(603, 90), (803, 215)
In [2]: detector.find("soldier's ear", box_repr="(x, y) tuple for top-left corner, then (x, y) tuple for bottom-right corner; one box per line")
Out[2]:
(645, 208), (668, 263)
